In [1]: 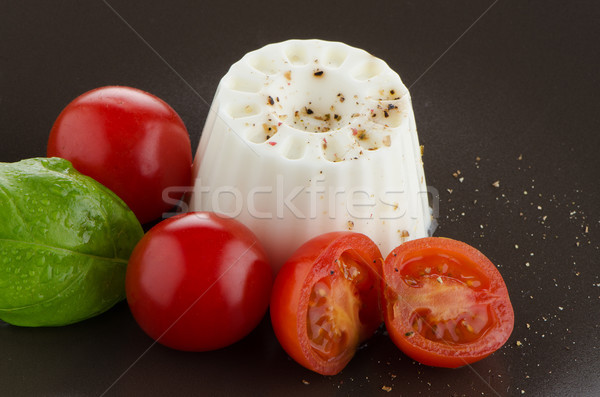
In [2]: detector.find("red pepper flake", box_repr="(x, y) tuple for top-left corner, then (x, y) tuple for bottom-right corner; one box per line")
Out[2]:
(352, 128), (358, 136)
(313, 69), (324, 77)
(278, 122), (282, 126)
(268, 141), (277, 146)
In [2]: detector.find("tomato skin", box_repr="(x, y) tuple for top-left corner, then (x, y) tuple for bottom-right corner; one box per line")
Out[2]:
(47, 86), (192, 224)
(270, 232), (383, 375)
(126, 212), (272, 351)
(383, 237), (514, 368)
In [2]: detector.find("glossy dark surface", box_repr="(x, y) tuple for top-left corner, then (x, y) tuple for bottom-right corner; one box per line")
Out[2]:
(1, 1), (599, 396)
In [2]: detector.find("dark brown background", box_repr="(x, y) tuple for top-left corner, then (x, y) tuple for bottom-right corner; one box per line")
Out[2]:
(1, 1), (599, 396)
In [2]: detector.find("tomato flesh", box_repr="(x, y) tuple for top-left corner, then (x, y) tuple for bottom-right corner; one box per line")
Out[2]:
(397, 253), (495, 345)
(306, 251), (377, 362)
(383, 238), (514, 368)
(270, 232), (383, 375)
(307, 274), (361, 361)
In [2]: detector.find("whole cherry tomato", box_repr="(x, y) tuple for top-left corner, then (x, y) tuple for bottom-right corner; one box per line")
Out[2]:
(382, 237), (514, 368)
(126, 212), (272, 351)
(47, 86), (192, 224)
(270, 232), (383, 375)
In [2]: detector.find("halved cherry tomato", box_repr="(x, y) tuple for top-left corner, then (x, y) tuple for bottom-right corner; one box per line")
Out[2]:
(382, 237), (514, 368)
(270, 232), (383, 375)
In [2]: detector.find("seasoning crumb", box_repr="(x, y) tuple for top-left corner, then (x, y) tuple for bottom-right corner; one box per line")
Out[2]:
(516, 340), (522, 347)
(313, 70), (324, 77)
(284, 70), (292, 80)
(267, 96), (274, 105)
(302, 380), (310, 385)
(347, 220), (354, 230)
(382, 386), (392, 392)
(382, 135), (391, 147)
(492, 180), (500, 188)
(518, 154), (523, 160)
(459, 177), (464, 183)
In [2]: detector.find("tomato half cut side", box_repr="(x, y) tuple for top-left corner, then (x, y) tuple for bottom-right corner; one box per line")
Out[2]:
(383, 237), (514, 368)
(270, 232), (383, 375)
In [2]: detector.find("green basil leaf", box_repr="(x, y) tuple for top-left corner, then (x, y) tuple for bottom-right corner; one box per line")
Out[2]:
(0, 158), (143, 326)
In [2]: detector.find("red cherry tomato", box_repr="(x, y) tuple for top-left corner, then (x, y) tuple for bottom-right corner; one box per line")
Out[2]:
(270, 232), (383, 375)
(126, 212), (272, 351)
(382, 237), (514, 368)
(47, 86), (192, 224)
